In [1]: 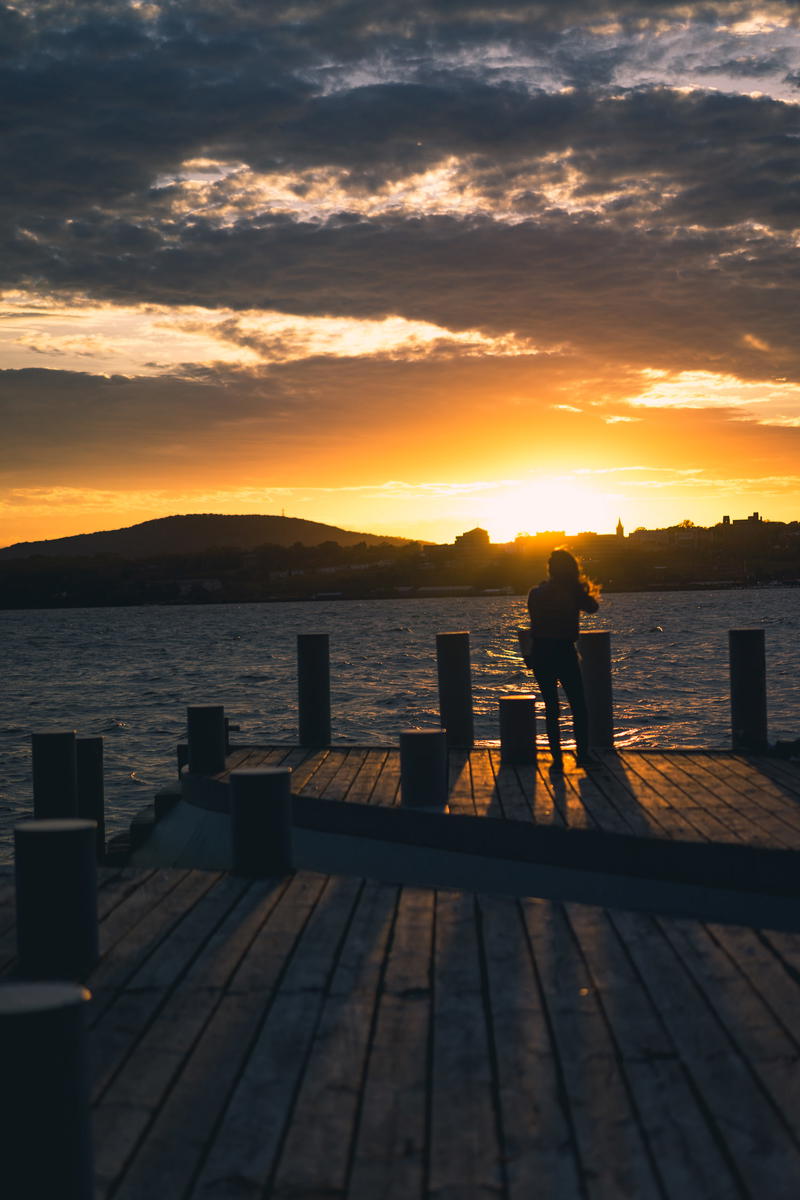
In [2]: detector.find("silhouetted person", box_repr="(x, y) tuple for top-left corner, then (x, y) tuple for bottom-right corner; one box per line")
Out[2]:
(527, 548), (600, 772)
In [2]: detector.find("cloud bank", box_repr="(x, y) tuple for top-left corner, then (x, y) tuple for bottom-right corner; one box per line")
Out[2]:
(1, 0), (799, 540)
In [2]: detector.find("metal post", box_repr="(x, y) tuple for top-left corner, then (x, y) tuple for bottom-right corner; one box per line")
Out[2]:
(230, 768), (293, 877)
(399, 729), (449, 808)
(499, 695), (537, 764)
(0, 982), (93, 1200)
(578, 631), (614, 749)
(187, 705), (227, 775)
(297, 633), (331, 747)
(729, 629), (768, 751)
(436, 631), (474, 749)
(76, 737), (105, 862)
(32, 730), (78, 819)
(14, 819), (99, 981)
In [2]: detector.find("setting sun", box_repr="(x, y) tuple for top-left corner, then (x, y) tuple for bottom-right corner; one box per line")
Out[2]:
(479, 478), (621, 543)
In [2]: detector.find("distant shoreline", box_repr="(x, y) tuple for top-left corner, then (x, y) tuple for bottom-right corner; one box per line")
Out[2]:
(2, 580), (799, 614)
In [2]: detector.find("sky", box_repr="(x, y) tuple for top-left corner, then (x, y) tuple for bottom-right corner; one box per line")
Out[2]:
(1, 1), (799, 547)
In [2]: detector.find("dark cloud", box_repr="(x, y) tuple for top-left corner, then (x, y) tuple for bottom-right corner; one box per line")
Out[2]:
(1, 2), (798, 393)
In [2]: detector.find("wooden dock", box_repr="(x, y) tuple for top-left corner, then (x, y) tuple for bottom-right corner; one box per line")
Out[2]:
(219, 744), (800, 845)
(3, 862), (800, 1198)
(158, 746), (800, 898)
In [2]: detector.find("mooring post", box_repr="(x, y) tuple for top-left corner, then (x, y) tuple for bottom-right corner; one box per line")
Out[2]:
(578, 631), (614, 749)
(729, 628), (768, 751)
(297, 633), (331, 746)
(230, 768), (293, 877)
(224, 717), (241, 753)
(76, 736), (105, 862)
(0, 982), (93, 1200)
(436, 631), (474, 749)
(32, 730), (78, 819)
(14, 819), (99, 981)
(177, 742), (189, 778)
(499, 695), (537, 764)
(399, 729), (449, 808)
(187, 705), (227, 775)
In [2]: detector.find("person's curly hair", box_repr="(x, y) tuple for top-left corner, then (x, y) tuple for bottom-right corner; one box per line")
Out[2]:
(548, 547), (602, 600)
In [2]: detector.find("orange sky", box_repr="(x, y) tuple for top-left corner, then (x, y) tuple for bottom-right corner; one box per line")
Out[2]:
(2, 3), (799, 548)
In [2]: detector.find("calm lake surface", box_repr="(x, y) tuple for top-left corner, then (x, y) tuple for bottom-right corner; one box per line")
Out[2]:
(1, 590), (799, 859)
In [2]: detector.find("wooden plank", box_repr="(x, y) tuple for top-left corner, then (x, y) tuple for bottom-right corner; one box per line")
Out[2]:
(94, 868), (192, 967)
(446, 749), (475, 817)
(89, 873), (250, 1100)
(655, 916), (800, 1135)
(428, 888), (504, 1198)
(658, 753), (800, 849)
(469, 748), (504, 818)
(287, 747), (332, 792)
(564, 902), (742, 1199)
(704, 922), (800, 1050)
(695, 754), (800, 840)
(619, 753), (735, 843)
(214, 746), (262, 782)
(487, 751), (539, 825)
(318, 747), (369, 802)
(594, 753), (707, 843)
(106, 872), (330, 1200)
(269, 880), (399, 1196)
(367, 750), (401, 808)
(292, 748), (344, 798)
(91, 877), (294, 1193)
(521, 898), (663, 1199)
(89, 870), (221, 1003)
(342, 747), (390, 805)
(535, 758), (595, 830)
(559, 765), (640, 836)
(187, 875), (364, 1198)
(348, 886), (434, 1200)
(478, 893), (583, 1198)
(749, 756), (800, 799)
(642, 752), (765, 843)
(609, 906), (800, 1198)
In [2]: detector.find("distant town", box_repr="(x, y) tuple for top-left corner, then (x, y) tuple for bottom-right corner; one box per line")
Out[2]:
(1, 511), (799, 609)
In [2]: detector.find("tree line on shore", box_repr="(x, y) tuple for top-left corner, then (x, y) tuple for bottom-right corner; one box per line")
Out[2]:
(2, 527), (799, 609)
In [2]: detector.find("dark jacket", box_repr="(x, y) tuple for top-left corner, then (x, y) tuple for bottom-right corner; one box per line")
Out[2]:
(527, 579), (599, 642)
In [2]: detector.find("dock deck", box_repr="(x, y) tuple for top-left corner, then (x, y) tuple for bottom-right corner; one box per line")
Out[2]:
(149, 746), (800, 900)
(3, 863), (800, 1198)
(220, 744), (800, 848)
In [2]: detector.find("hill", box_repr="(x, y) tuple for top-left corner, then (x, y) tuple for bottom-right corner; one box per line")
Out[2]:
(0, 514), (414, 560)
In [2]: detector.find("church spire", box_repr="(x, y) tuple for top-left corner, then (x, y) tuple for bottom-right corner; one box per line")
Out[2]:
(616, 516), (624, 538)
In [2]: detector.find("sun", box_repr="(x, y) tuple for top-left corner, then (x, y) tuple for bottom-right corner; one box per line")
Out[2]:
(480, 477), (621, 542)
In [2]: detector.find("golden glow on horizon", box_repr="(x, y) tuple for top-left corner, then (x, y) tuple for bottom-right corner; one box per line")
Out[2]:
(478, 478), (622, 543)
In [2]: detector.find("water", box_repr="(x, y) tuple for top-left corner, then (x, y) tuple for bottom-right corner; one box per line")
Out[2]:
(1, 590), (798, 859)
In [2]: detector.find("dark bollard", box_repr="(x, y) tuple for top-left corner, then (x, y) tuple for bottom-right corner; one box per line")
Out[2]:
(729, 629), (768, 751)
(32, 730), (78, 819)
(298, 633), (331, 747)
(187, 705), (227, 775)
(230, 768), (293, 877)
(578, 631), (614, 749)
(0, 981), (93, 1200)
(499, 695), (537, 764)
(15, 819), (99, 981)
(177, 742), (189, 778)
(400, 729), (449, 808)
(436, 631), (474, 749)
(76, 737), (105, 862)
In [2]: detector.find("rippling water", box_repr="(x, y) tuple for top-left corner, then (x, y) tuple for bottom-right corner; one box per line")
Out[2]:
(1, 590), (798, 856)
